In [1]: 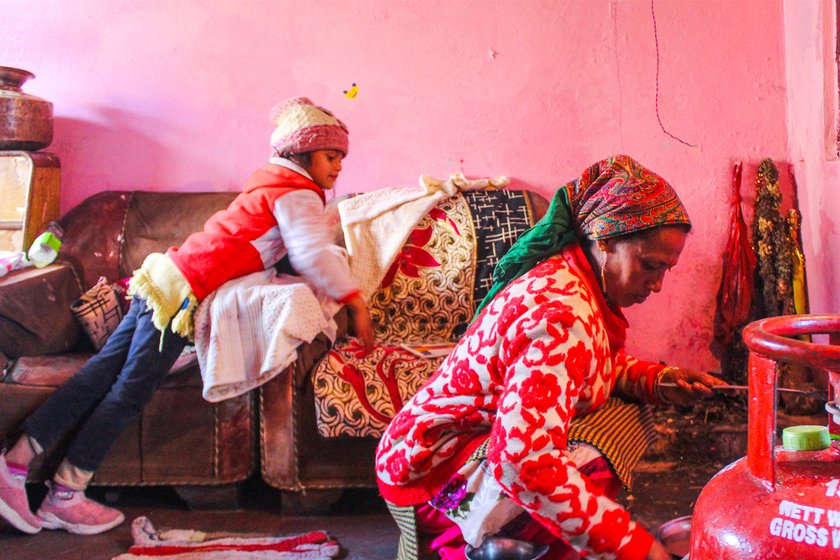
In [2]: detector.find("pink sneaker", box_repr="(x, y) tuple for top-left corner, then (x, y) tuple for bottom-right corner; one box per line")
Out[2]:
(37, 482), (124, 535)
(0, 454), (41, 534)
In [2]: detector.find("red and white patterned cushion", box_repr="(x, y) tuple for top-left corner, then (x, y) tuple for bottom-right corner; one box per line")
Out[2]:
(313, 340), (444, 437)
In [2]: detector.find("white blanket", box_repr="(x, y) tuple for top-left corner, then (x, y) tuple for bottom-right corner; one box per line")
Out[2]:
(194, 270), (340, 402)
(339, 173), (508, 297)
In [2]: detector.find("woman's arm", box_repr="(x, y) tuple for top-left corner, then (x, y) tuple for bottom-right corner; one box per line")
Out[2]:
(653, 366), (723, 406)
(612, 351), (662, 403)
(612, 352), (724, 406)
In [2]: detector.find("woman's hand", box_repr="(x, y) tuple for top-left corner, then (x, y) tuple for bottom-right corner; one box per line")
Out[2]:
(345, 293), (375, 351)
(646, 539), (674, 560)
(655, 366), (726, 407)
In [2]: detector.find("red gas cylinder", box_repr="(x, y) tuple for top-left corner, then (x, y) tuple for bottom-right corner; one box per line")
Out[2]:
(690, 315), (840, 559)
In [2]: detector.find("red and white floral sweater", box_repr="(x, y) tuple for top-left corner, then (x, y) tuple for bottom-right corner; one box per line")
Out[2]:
(376, 241), (666, 560)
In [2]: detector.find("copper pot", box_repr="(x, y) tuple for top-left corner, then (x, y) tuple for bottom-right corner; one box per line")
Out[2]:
(0, 66), (53, 151)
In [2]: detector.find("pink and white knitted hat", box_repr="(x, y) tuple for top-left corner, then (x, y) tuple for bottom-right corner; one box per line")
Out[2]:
(269, 97), (349, 156)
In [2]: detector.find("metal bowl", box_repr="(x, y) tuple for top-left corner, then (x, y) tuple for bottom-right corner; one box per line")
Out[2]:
(656, 515), (692, 559)
(465, 537), (549, 560)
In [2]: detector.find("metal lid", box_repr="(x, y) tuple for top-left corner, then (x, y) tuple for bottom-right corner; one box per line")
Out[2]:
(782, 425), (830, 451)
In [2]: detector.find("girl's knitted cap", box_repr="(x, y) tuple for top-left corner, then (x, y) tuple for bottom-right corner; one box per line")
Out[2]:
(269, 97), (349, 156)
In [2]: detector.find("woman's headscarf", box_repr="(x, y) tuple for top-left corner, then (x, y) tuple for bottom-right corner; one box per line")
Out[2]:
(473, 154), (690, 319)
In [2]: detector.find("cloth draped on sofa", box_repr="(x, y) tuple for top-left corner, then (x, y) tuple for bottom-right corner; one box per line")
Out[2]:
(313, 189), (536, 438)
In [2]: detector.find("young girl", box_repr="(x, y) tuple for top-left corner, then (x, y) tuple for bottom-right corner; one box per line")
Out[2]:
(0, 97), (373, 536)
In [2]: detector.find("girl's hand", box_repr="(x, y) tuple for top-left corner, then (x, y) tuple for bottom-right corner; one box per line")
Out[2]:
(655, 366), (726, 407)
(646, 539), (674, 560)
(345, 294), (374, 351)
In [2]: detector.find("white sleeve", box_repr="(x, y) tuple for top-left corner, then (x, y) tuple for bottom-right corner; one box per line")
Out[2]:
(273, 190), (360, 301)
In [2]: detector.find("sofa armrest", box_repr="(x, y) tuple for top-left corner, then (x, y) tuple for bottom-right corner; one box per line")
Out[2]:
(259, 331), (335, 489)
(0, 263), (84, 358)
(289, 307), (348, 389)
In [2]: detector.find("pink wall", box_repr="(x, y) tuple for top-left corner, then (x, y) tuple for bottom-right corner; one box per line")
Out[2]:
(3, 0), (793, 373)
(784, 0), (840, 314)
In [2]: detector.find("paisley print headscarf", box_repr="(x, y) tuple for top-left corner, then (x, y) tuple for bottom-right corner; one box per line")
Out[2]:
(473, 154), (690, 318)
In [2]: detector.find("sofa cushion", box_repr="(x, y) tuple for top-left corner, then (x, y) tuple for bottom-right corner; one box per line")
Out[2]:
(314, 340), (444, 437)
(58, 191), (132, 292)
(7, 347), (200, 388)
(0, 263), (83, 358)
(7, 353), (91, 387)
(313, 189), (541, 438)
(121, 191), (237, 277)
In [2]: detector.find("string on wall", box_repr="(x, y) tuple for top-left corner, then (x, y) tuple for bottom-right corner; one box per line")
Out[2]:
(651, 0), (698, 149)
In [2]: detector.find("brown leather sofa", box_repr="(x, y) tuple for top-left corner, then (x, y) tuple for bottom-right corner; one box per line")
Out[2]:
(0, 187), (548, 511)
(0, 191), (254, 508)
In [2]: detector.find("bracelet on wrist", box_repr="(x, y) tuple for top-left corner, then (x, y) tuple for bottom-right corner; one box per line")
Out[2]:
(654, 366), (678, 403)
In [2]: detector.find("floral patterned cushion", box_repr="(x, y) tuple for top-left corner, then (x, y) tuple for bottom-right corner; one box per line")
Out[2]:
(314, 190), (540, 438)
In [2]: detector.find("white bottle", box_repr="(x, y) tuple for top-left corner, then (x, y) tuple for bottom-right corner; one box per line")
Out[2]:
(27, 221), (63, 268)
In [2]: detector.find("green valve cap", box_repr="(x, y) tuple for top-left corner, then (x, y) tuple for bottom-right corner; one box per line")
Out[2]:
(782, 425), (830, 451)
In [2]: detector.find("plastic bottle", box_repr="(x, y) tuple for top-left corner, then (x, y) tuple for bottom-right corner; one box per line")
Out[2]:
(26, 221), (63, 268)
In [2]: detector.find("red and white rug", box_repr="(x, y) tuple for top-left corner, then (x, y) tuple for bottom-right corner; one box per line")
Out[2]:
(112, 516), (341, 559)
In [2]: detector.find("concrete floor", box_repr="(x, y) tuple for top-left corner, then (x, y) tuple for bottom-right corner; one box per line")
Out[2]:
(0, 399), (757, 560)
(1, 482), (400, 560)
(0, 461), (730, 560)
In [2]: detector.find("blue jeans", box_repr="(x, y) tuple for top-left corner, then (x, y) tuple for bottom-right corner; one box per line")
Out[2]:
(23, 296), (188, 472)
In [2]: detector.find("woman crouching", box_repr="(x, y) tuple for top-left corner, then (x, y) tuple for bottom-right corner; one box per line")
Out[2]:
(375, 154), (725, 560)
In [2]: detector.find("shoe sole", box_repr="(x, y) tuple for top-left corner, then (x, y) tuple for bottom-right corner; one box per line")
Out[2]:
(39, 511), (125, 535)
(0, 495), (41, 534)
